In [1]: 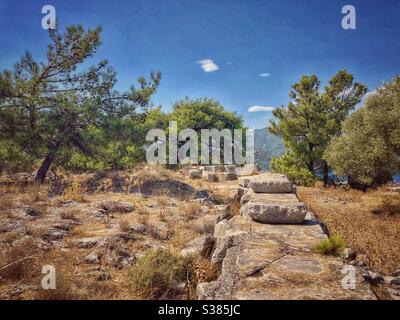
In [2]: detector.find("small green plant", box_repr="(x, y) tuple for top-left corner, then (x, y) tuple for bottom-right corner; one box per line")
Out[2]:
(316, 233), (345, 257)
(127, 249), (194, 299)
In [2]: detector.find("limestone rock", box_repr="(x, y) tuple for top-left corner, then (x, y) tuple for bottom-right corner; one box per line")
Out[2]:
(211, 236), (234, 265)
(240, 195), (307, 224)
(189, 169), (202, 179)
(249, 173), (293, 193)
(214, 205), (230, 221)
(198, 214), (376, 300)
(204, 165), (226, 173)
(218, 172), (237, 181)
(180, 235), (214, 258)
(224, 165), (237, 173)
(194, 189), (210, 199)
(238, 177), (251, 188)
(343, 248), (357, 261)
(236, 165), (257, 176)
(99, 201), (133, 213)
(203, 172), (218, 182)
(85, 251), (101, 264)
(76, 237), (104, 249)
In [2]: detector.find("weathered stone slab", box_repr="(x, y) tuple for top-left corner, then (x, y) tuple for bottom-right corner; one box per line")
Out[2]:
(180, 235), (214, 258)
(249, 173), (293, 193)
(218, 172), (237, 181)
(204, 165), (226, 173)
(224, 165), (237, 173)
(240, 193), (307, 224)
(203, 172), (218, 182)
(189, 169), (202, 179)
(197, 214), (376, 300)
(236, 165), (257, 176)
(238, 176), (251, 188)
(241, 189), (300, 205)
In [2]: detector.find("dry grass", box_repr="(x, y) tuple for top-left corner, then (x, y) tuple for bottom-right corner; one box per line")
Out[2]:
(298, 186), (400, 274)
(155, 195), (170, 206)
(181, 202), (202, 221)
(137, 213), (150, 226)
(118, 219), (131, 232)
(169, 225), (196, 252)
(60, 210), (78, 220)
(59, 181), (87, 203)
(135, 203), (150, 216)
(189, 218), (215, 235)
(0, 197), (14, 212)
(0, 238), (38, 281)
(132, 164), (178, 183)
(127, 249), (194, 300)
(371, 192), (400, 216)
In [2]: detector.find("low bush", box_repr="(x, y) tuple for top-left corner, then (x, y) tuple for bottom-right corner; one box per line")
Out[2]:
(316, 233), (345, 257)
(127, 249), (194, 299)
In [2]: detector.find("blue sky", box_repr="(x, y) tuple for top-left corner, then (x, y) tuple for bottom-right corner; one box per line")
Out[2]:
(1, 0), (399, 128)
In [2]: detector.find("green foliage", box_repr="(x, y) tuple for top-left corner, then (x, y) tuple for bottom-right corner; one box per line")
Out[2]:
(168, 98), (244, 164)
(270, 153), (317, 186)
(0, 139), (39, 174)
(0, 25), (160, 180)
(316, 233), (345, 257)
(170, 97), (243, 131)
(269, 71), (366, 184)
(325, 77), (400, 188)
(127, 249), (194, 299)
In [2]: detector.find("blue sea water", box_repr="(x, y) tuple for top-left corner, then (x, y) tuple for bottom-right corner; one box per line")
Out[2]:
(320, 171), (400, 184)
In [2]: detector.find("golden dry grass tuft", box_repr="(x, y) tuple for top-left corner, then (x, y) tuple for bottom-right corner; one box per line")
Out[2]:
(127, 249), (194, 300)
(298, 186), (400, 273)
(118, 219), (131, 232)
(0, 238), (38, 281)
(60, 181), (87, 203)
(181, 202), (202, 221)
(0, 197), (14, 214)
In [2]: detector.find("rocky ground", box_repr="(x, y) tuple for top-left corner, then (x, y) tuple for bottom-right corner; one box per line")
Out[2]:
(0, 166), (398, 300)
(0, 166), (241, 299)
(298, 185), (400, 300)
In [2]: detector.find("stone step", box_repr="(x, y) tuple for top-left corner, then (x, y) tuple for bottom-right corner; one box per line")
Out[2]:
(241, 190), (298, 205)
(197, 214), (376, 300)
(240, 201), (307, 224)
(240, 184), (306, 224)
(249, 172), (293, 193)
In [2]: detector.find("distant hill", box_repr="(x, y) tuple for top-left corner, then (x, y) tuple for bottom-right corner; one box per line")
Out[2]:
(254, 128), (285, 171)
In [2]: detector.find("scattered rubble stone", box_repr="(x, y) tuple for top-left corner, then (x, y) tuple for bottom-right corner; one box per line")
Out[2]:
(99, 201), (134, 213)
(85, 251), (101, 264)
(180, 235), (214, 258)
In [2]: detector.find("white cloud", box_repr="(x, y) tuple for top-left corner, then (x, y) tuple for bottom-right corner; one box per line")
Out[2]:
(260, 73), (271, 77)
(197, 59), (219, 72)
(248, 105), (276, 112)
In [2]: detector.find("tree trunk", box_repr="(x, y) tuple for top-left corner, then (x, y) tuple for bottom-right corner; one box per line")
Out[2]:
(35, 141), (60, 184)
(322, 160), (329, 187)
(307, 160), (314, 173)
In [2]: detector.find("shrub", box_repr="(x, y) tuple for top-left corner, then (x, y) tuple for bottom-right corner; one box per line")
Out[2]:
(372, 193), (400, 216)
(127, 249), (194, 299)
(270, 154), (317, 187)
(316, 233), (345, 257)
(0, 238), (37, 281)
(325, 77), (400, 189)
(118, 219), (131, 232)
(60, 181), (87, 202)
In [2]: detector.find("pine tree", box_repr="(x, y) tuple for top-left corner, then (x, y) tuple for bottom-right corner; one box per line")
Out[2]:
(269, 70), (366, 186)
(0, 25), (161, 182)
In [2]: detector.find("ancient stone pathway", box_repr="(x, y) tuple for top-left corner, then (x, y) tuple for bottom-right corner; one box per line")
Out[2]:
(196, 171), (376, 300)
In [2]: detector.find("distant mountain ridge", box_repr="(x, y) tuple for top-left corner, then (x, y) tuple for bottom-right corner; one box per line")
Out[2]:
(254, 128), (285, 171)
